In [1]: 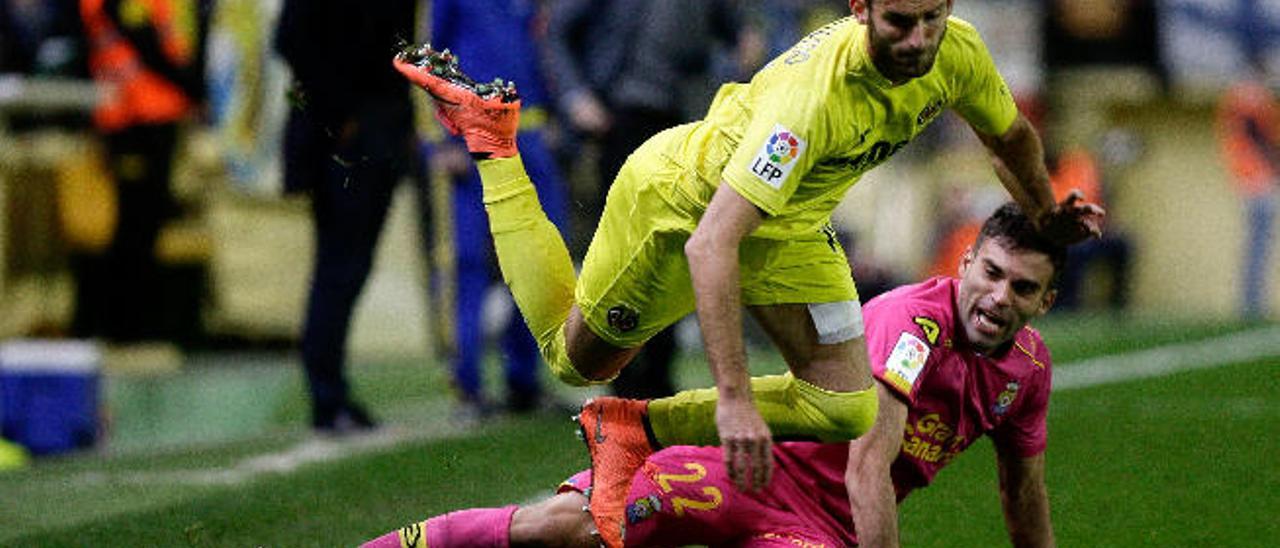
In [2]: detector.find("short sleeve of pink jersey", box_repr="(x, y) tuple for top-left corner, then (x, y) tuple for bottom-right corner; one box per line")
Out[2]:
(865, 300), (942, 403)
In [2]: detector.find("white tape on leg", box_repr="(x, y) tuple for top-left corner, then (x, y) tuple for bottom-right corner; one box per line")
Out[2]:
(807, 300), (865, 345)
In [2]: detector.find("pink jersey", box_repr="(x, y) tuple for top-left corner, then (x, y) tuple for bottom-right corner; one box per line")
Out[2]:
(560, 277), (1053, 547)
(772, 277), (1053, 542)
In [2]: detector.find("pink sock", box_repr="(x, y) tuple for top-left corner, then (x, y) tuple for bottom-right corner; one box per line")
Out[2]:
(362, 506), (518, 548)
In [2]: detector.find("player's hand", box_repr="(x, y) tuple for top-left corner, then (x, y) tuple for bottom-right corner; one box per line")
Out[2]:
(716, 397), (773, 491)
(1038, 189), (1106, 246)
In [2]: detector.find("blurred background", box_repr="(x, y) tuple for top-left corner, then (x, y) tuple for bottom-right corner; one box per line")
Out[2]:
(0, 0), (1278, 544)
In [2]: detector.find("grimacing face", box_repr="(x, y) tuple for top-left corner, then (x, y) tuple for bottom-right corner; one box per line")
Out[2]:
(852, 0), (953, 84)
(956, 237), (1057, 354)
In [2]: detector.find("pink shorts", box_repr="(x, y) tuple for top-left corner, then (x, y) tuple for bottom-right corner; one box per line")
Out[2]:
(559, 446), (846, 547)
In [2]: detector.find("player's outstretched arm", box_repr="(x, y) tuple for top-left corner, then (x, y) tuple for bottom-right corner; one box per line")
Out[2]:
(973, 114), (1105, 246)
(686, 181), (771, 492)
(845, 383), (908, 548)
(994, 447), (1056, 548)
(974, 113), (1055, 219)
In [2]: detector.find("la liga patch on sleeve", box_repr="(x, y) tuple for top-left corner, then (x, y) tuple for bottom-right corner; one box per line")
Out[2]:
(748, 124), (806, 189)
(884, 332), (930, 394)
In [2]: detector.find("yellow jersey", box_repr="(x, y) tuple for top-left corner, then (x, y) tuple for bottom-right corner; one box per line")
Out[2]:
(655, 16), (1017, 239)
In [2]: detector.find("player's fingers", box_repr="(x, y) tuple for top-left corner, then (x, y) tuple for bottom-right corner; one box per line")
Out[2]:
(724, 442), (745, 490)
(1086, 216), (1104, 238)
(752, 438), (772, 491)
(1064, 189), (1084, 206)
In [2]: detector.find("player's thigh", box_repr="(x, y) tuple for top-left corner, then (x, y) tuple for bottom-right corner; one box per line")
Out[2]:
(738, 225), (858, 308)
(740, 228), (871, 388)
(747, 302), (872, 390)
(575, 155), (697, 349)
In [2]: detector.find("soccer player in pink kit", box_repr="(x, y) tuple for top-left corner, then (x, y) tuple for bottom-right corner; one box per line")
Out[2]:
(363, 201), (1063, 547)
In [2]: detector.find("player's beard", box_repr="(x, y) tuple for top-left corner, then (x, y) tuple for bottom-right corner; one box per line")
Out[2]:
(868, 22), (946, 83)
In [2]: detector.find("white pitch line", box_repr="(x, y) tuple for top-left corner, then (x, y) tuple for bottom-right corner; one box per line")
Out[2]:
(75, 325), (1280, 488)
(1053, 325), (1280, 391)
(78, 426), (462, 487)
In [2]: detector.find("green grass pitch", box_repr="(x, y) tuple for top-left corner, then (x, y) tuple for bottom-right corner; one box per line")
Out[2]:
(2, 316), (1276, 546)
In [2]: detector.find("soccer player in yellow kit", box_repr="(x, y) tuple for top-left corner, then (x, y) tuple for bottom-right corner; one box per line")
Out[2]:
(395, 1), (1103, 545)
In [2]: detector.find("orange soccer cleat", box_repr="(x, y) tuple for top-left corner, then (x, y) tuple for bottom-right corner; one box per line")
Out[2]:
(575, 397), (655, 548)
(392, 43), (520, 159)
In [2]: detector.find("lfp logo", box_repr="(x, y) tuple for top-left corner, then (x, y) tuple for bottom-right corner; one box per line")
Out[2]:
(768, 132), (800, 165)
(750, 124), (807, 189)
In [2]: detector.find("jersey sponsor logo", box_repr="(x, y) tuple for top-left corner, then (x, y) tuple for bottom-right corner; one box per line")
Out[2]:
(760, 532), (829, 548)
(749, 124), (807, 189)
(902, 413), (967, 464)
(607, 305), (639, 333)
(992, 381), (1019, 416)
(884, 331), (930, 393)
(913, 316), (940, 345)
(843, 139), (908, 173)
(917, 98), (944, 125)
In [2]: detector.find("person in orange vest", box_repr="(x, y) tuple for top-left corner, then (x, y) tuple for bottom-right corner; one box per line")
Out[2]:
(1217, 55), (1280, 319)
(75, 0), (203, 341)
(1047, 144), (1130, 311)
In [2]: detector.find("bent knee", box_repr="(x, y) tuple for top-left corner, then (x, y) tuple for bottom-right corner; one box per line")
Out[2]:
(510, 493), (596, 548)
(540, 327), (609, 387)
(796, 380), (879, 442)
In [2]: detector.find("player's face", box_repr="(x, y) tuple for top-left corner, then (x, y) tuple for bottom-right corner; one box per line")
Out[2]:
(956, 238), (1057, 353)
(852, 0), (952, 83)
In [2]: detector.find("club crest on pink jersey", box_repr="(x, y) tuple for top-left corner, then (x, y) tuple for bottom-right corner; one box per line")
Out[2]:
(992, 381), (1019, 416)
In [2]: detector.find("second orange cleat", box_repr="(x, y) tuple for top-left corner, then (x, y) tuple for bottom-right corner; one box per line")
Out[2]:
(575, 397), (654, 548)
(392, 43), (520, 159)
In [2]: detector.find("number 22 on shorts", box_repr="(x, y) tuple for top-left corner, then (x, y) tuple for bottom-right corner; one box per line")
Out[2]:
(655, 462), (724, 516)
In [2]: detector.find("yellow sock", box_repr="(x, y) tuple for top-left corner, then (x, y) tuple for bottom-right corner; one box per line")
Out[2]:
(475, 156), (600, 386)
(646, 373), (878, 446)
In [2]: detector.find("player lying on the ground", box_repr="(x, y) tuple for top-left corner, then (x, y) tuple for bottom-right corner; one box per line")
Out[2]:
(393, 2), (1102, 545)
(364, 202), (1063, 547)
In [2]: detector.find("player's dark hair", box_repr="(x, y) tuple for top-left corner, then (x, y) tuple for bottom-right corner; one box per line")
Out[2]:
(974, 202), (1067, 287)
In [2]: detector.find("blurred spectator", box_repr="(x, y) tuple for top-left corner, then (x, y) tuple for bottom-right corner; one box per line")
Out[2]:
(1043, 0), (1164, 81)
(429, 0), (570, 419)
(928, 185), (994, 281)
(0, 0), (84, 75)
(1047, 145), (1131, 311)
(755, 0), (848, 59)
(1217, 56), (1280, 320)
(542, 0), (758, 399)
(839, 228), (900, 305)
(74, 0), (204, 342)
(274, 0), (420, 433)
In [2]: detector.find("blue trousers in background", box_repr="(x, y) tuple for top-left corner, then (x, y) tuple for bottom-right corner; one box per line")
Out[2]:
(1243, 192), (1276, 319)
(449, 130), (567, 409)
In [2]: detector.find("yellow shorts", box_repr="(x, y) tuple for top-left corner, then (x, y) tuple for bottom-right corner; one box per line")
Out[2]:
(576, 137), (858, 348)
